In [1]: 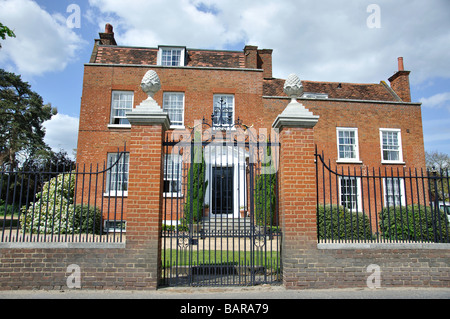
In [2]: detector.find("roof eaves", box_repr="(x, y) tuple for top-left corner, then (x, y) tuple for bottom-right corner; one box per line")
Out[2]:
(263, 95), (421, 106)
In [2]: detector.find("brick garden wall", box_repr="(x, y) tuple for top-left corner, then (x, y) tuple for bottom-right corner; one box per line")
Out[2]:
(0, 247), (137, 290)
(1, 244), (448, 290)
(284, 246), (450, 289)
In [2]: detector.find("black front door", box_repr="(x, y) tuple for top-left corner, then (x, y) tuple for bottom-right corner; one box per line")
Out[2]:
(211, 166), (233, 215)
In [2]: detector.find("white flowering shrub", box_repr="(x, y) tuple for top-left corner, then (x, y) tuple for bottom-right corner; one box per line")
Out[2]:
(20, 172), (102, 234)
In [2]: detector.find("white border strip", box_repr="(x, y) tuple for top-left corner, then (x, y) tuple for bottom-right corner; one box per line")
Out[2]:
(318, 243), (450, 250)
(0, 242), (126, 249)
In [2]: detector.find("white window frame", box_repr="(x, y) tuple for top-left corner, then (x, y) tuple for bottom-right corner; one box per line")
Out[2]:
(383, 177), (406, 207)
(163, 154), (183, 198)
(438, 202), (450, 224)
(109, 91), (134, 128)
(163, 92), (185, 129)
(336, 127), (361, 163)
(212, 94), (235, 130)
(157, 46), (186, 66)
(105, 152), (130, 197)
(339, 176), (362, 212)
(380, 128), (404, 164)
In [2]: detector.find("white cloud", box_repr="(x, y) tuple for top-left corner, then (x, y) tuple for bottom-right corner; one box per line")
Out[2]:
(43, 113), (79, 158)
(88, 0), (232, 49)
(87, 0), (450, 84)
(420, 92), (450, 110)
(0, 0), (85, 76)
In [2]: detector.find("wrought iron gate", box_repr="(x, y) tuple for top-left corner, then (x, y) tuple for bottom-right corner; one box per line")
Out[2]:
(160, 119), (281, 286)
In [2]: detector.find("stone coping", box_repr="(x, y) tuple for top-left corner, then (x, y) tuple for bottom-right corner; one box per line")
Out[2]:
(0, 242), (126, 249)
(318, 242), (450, 250)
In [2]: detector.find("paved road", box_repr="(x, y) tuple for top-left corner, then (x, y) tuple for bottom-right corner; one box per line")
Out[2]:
(2, 286), (447, 318)
(0, 286), (448, 299)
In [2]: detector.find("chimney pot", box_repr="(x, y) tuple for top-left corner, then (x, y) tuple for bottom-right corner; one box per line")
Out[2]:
(398, 57), (404, 71)
(99, 23), (117, 45)
(105, 23), (113, 34)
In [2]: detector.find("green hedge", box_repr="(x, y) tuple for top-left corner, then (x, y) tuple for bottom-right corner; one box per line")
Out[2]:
(72, 204), (103, 235)
(379, 205), (449, 242)
(317, 205), (374, 241)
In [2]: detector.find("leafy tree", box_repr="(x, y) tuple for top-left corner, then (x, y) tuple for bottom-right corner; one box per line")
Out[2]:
(22, 149), (75, 173)
(0, 69), (57, 170)
(255, 144), (277, 226)
(426, 150), (450, 172)
(0, 22), (16, 48)
(425, 150), (449, 202)
(184, 136), (208, 225)
(0, 150), (75, 215)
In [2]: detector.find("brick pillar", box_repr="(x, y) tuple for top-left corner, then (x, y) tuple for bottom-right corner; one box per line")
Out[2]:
(273, 74), (319, 289)
(125, 71), (170, 289)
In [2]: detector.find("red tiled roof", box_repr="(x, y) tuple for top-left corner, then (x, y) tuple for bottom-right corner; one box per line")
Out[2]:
(263, 79), (400, 102)
(93, 45), (246, 68)
(94, 46), (157, 64)
(187, 50), (245, 68)
(92, 45), (401, 102)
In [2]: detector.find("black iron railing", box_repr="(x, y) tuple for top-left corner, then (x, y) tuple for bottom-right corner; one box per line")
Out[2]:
(0, 152), (128, 243)
(316, 150), (450, 244)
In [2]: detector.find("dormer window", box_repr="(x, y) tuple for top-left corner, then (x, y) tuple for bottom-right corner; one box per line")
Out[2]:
(158, 46), (186, 66)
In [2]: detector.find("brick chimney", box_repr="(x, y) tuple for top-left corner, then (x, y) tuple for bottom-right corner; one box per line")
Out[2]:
(257, 49), (273, 79)
(99, 23), (117, 46)
(244, 46), (274, 79)
(388, 57), (411, 102)
(244, 45), (258, 69)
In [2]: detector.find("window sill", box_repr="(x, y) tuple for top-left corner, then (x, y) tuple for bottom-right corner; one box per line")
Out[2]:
(108, 124), (131, 129)
(381, 161), (406, 165)
(170, 125), (185, 130)
(163, 193), (183, 198)
(336, 159), (363, 164)
(212, 127), (237, 131)
(104, 191), (128, 197)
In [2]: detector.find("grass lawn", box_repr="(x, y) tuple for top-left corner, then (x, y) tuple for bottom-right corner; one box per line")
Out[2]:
(0, 205), (20, 228)
(162, 249), (280, 270)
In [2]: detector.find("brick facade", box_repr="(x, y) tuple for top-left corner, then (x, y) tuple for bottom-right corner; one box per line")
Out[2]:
(77, 62), (425, 226)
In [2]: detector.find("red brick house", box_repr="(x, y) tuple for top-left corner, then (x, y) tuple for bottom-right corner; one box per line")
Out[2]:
(76, 24), (426, 231)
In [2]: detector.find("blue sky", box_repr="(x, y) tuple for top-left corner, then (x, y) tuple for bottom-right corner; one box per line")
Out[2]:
(0, 0), (450, 159)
